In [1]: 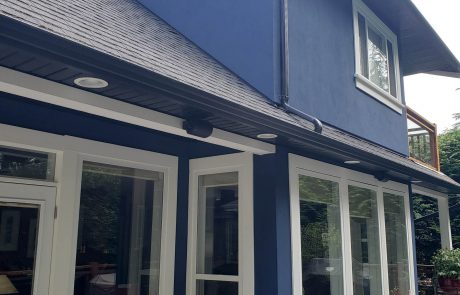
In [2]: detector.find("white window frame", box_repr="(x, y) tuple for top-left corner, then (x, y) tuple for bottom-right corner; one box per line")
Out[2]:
(186, 152), (254, 295)
(412, 185), (452, 250)
(0, 181), (56, 295)
(352, 0), (403, 113)
(289, 154), (416, 295)
(0, 123), (178, 295)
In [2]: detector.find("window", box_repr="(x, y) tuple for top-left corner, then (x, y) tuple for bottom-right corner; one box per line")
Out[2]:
(353, 0), (402, 113)
(187, 153), (254, 295)
(348, 185), (382, 295)
(0, 146), (55, 181)
(297, 175), (343, 295)
(74, 162), (165, 295)
(289, 155), (415, 295)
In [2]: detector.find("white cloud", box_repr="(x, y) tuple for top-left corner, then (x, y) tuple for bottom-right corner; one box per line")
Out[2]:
(404, 0), (460, 133)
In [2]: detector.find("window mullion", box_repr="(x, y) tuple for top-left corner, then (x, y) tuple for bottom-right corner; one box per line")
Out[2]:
(365, 21), (371, 79)
(340, 179), (354, 295)
(404, 194), (417, 295)
(377, 187), (390, 295)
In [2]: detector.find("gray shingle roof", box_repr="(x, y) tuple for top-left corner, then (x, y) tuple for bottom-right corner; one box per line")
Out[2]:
(1, 0), (458, 190)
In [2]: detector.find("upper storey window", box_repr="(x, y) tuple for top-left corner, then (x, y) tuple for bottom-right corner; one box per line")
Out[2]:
(352, 0), (403, 113)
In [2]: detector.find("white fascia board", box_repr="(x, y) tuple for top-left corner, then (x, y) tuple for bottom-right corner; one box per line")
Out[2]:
(0, 66), (275, 155)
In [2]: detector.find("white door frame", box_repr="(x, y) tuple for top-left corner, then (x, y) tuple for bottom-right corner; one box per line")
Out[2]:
(0, 181), (56, 295)
(0, 123), (178, 295)
(186, 152), (254, 295)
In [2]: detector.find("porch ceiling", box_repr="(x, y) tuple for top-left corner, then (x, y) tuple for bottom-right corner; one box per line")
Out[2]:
(0, 1), (459, 194)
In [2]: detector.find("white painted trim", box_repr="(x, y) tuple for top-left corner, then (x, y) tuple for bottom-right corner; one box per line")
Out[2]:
(403, 192), (417, 295)
(438, 197), (453, 249)
(288, 153), (414, 295)
(0, 66), (275, 155)
(411, 185), (452, 249)
(187, 153), (254, 295)
(0, 123), (178, 295)
(352, 0), (403, 113)
(355, 74), (404, 114)
(0, 182), (56, 295)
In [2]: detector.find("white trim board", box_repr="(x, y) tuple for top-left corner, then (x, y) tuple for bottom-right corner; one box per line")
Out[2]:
(0, 66), (275, 155)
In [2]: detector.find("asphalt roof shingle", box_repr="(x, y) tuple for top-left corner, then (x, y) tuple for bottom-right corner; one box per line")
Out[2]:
(1, 0), (458, 190)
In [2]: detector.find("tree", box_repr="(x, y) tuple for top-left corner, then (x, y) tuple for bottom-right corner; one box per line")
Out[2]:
(439, 114), (460, 248)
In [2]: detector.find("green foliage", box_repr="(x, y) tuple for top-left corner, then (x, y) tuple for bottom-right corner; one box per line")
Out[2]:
(413, 194), (441, 264)
(432, 248), (460, 279)
(439, 128), (460, 183)
(439, 124), (460, 248)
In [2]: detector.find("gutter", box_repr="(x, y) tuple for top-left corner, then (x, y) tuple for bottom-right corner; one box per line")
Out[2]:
(279, 0), (323, 134)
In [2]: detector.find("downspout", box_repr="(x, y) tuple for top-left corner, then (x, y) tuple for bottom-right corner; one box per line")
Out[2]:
(279, 0), (323, 134)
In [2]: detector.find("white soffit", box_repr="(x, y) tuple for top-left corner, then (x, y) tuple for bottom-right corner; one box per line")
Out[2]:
(0, 66), (275, 155)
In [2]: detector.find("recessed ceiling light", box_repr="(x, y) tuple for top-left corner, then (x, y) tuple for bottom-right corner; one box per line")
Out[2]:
(344, 160), (360, 164)
(257, 133), (278, 139)
(74, 77), (108, 89)
(411, 180), (422, 183)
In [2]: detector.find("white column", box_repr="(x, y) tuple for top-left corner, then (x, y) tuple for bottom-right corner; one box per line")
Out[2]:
(438, 197), (453, 250)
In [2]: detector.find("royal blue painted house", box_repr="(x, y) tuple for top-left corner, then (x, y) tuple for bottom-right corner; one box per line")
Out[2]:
(0, 0), (458, 295)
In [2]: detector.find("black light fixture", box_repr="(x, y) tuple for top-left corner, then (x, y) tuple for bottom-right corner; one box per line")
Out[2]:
(182, 119), (213, 138)
(374, 171), (390, 182)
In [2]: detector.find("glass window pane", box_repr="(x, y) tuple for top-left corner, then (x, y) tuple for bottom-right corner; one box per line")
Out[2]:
(197, 172), (238, 276)
(387, 41), (397, 97)
(196, 280), (238, 295)
(367, 26), (390, 93)
(358, 13), (369, 78)
(0, 146), (55, 181)
(74, 162), (164, 295)
(384, 193), (410, 295)
(298, 175), (343, 295)
(349, 185), (382, 295)
(0, 203), (39, 295)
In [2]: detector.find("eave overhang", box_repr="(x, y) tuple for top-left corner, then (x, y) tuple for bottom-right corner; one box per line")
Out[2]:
(363, 0), (460, 77)
(0, 9), (459, 194)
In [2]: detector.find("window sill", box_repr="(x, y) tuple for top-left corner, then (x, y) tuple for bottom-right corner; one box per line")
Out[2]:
(354, 73), (404, 114)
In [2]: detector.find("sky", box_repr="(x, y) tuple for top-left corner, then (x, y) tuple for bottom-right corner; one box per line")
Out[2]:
(404, 0), (460, 134)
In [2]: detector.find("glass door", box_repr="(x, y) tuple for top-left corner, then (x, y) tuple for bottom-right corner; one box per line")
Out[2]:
(0, 181), (55, 295)
(187, 153), (254, 295)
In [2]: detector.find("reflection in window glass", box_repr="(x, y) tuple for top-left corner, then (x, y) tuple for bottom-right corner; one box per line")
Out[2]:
(298, 175), (343, 295)
(74, 162), (164, 295)
(349, 185), (382, 295)
(196, 280), (238, 295)
(384, 193), (410, 295)
(196, 172), (238, 277)
(367, 26), (389, 92)
(413, 194), (441, 295)
(0, 204), (39, 295)
(0, 146), (55, 181)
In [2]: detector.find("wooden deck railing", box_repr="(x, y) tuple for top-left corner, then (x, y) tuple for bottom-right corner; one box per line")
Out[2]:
(407, 107), (440, 171)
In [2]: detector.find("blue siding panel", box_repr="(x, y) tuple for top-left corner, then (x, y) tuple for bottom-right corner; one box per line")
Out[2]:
(288, 0), (408, 155)
(139, 0), (279, 101)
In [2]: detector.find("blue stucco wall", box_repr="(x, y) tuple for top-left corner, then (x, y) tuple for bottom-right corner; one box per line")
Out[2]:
(139, 0), (281, 101)
(254, 148), (292, 295)
(288, 0), (408, 155)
